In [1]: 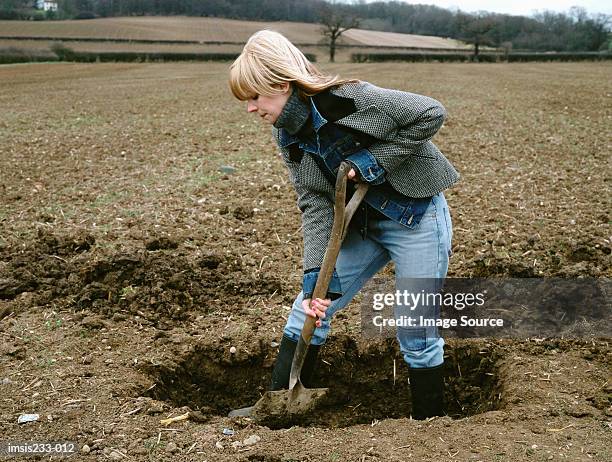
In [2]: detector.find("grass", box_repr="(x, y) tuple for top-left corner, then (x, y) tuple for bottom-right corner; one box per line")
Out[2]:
(119, 285), (137, 300)
(78, 329), (92, 338)
(45, 318), (62, 330)
(92, 191), (128, 207)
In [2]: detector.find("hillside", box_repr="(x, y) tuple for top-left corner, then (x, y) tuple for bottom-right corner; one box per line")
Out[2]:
(0, 16), (468, 49)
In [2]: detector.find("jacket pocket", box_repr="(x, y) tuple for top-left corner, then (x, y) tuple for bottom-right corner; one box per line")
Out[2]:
(411, 153), (438, 159)
(410, 144), (438, 159)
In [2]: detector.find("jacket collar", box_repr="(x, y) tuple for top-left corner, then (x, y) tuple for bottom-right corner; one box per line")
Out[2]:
(277, 86), (358, 148)
(278, 96), (329, 148)
(273, 86), (310, 136)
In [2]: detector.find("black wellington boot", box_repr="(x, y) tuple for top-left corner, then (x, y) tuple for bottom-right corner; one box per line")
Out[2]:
(228, 336), (322, 416)
(271, 335), (322, 389)
(408, 363), (446, 420)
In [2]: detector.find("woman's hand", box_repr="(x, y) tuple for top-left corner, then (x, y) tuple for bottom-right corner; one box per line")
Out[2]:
(302, 298), (331, 327)
(347, 168), (359, 182)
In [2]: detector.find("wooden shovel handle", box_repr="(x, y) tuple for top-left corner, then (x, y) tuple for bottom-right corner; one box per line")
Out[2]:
(301, 163), (369, 345)
(288, 163), (369, 390)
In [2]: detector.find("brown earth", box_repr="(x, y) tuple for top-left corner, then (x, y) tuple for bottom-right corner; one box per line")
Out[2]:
(0, 17), (467, 49)
(0, 61), (610, 461)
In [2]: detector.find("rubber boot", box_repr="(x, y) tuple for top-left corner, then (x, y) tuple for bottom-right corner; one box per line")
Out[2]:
(228, 336), (322, 417)
(408, 363), (446, 420)
(270, 335), (321, 390)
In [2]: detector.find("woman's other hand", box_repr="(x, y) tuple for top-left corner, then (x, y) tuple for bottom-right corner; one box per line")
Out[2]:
(302, 298), (331, 327)
(348, 168), (364, 182)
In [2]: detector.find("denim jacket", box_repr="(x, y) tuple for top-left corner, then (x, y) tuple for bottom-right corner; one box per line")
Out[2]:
(278, 97), (432, 300)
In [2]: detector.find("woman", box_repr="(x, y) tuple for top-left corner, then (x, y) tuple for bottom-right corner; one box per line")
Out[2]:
(228, 30), (459, 419)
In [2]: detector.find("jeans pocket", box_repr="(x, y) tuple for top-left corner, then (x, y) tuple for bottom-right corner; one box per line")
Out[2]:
(400, 199), (435, 230)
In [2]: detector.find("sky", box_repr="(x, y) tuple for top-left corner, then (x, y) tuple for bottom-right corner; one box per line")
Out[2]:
(379, 1), (612, 17)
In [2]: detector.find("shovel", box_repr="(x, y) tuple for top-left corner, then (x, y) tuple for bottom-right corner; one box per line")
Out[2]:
(229, 162), (369, 424)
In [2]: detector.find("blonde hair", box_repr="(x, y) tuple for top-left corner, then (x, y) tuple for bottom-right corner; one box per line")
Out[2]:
(229, 29), (358, 101)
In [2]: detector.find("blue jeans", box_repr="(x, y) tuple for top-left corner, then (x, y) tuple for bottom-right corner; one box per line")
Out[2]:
(283, 192), (453, 369)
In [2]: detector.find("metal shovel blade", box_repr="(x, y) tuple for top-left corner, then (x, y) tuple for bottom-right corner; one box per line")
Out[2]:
(227, 382), (329, 424)
(250, 381), (329, 423)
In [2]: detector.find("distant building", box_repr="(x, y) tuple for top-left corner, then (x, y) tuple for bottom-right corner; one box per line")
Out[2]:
(35, 0), (58, 11)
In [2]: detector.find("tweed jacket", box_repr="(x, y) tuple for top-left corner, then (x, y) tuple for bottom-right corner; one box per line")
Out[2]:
(272, 81), (459, 292)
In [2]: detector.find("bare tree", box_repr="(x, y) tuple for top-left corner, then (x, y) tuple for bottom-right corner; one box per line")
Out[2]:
(500, 41), (513, 60)
(318, 1), (360, 63)
(456, 11), (497, 60)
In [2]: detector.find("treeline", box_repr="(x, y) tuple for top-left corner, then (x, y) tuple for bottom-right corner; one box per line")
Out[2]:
(1, 0), (610, 52)
(351, 51), (612, 63)
(356, 3), (610, 52)
(0, 0), (326, 21)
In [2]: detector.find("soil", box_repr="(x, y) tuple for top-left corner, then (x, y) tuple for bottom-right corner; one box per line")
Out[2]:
(0, 62), (610, 461)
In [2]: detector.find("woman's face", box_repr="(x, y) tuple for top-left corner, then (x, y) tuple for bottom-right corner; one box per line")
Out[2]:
(246, 83), (291, 124)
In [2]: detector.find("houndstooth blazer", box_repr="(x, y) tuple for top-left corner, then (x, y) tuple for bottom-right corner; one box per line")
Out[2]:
(272, 80), (459, 273)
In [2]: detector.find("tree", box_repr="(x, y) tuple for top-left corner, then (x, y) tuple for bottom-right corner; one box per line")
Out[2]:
(0, 0), (34, 19)
(456, 11), (497, 59)
(318, 1), (360, 62)
(574, 13), (610, 51)
(500, 41), (512, 60)
(532, 8), (610, 51)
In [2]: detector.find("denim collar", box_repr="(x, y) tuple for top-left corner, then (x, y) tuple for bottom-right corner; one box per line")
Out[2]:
(309, 97), (328, 132)
(276, 89), (328, 148)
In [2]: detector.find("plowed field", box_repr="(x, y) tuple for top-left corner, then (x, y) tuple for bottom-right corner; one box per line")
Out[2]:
(0, 61), (610, 461)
